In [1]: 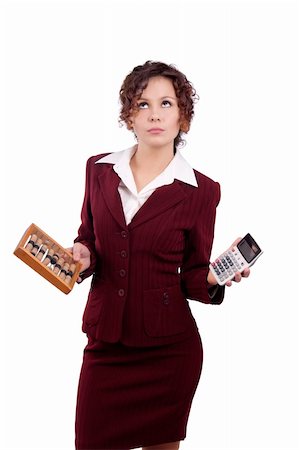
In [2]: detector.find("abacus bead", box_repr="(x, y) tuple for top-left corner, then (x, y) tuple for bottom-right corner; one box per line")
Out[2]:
(31, 238), (42, 256)
(42, 248), (54, 265)
(53, 257), (64, 274)
(25, 234), (37, 251)
(59, 263), (70, 280)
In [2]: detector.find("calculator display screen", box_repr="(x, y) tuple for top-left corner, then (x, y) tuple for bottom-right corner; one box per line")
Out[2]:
(238, 239), (260, 263)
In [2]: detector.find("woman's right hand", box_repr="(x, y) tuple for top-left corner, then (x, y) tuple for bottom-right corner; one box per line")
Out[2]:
(71, 242), (91, 283)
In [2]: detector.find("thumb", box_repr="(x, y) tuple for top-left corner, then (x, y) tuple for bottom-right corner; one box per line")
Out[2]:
(72, 244), (82, 262)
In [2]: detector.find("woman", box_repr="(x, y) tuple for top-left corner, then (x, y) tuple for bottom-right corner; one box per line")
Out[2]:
(72, 61), (249, 450)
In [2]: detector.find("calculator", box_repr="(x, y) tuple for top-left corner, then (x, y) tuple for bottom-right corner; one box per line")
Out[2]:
(209, 233), (263, 286)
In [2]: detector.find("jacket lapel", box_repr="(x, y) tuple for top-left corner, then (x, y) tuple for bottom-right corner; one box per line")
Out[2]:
(97, 165), (127, 229)
(97, 164), (196, 230)
(129, 181), (194, 230)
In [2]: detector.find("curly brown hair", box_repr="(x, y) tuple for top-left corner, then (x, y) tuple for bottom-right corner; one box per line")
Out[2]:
(119, 61), (199, 148)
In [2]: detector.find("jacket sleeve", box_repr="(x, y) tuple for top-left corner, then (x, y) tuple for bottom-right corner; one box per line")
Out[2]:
(74, 157), (98, 281)
(180, 181), (225, 305)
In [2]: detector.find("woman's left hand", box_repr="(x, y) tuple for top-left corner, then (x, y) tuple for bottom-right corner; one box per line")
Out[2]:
(224, 267), (250, 287)
(207, 237), (251, 287)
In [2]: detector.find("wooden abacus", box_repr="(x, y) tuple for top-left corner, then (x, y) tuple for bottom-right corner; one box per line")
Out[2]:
(13, 223), (82, 294)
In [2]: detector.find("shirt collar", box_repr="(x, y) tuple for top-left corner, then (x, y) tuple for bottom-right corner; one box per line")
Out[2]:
(95, 145), (198, 194)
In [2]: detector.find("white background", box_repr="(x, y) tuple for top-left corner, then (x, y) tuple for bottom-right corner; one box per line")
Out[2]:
(2, 0), (299, 449)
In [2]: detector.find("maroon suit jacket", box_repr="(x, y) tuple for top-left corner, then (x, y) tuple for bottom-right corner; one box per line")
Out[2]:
(75, 153), (225, 347)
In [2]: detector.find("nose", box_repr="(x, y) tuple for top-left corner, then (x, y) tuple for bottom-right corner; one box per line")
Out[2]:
(149, 111), (160, 122)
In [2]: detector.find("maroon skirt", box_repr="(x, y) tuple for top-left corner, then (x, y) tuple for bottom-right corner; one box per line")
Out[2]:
(75, 331), (203, 450)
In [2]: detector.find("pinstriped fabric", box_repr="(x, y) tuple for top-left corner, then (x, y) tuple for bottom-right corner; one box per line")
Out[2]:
(75, 153), (224, 347)
(74, 153), (225, 449)
(75, 332), (203, 449)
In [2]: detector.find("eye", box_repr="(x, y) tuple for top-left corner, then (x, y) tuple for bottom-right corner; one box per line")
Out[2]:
(162, 100), (172, 108)
(137, 101), (149, 109)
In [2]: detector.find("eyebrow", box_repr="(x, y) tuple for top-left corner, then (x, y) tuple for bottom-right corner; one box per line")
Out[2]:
(138, 96), (177, 101)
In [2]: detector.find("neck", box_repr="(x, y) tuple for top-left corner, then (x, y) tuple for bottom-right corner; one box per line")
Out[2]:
(131, 143), (175, 169)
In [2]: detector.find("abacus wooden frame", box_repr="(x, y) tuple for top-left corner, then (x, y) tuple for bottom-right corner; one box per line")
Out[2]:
(14, 223), (82, 294)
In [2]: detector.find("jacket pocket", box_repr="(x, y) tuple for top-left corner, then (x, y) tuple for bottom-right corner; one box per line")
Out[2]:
(143, 284), (191, 337)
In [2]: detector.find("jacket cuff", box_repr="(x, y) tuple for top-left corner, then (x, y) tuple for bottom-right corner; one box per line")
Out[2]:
(208, 284), (225, 304)
(73, 239), (97, 283)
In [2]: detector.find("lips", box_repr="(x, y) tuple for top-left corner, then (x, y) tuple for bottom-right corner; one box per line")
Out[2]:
(147, 128), (164, 133)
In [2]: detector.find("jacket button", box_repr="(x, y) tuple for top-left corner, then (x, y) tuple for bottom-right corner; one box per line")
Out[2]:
(121, 231), (128, 239)
(120, 250), (127, 258)
(163, 292), (170, 305)
(119, 269), (126, 277)
(118, 289), (125, 297)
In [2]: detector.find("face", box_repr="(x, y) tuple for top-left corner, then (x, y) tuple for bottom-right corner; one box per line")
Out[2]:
(129, 76), (181, 149)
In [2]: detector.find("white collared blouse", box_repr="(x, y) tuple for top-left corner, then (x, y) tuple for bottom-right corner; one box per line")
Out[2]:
(96, 146), (198, 225)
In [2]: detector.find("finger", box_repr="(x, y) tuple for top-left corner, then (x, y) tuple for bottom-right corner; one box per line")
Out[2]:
(72, 247), (81, 261)
(242, 268), (250, 278)
(230, 237), (242, 249)
(233, 272), (242, 283)
(225, 280), (233, 287)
